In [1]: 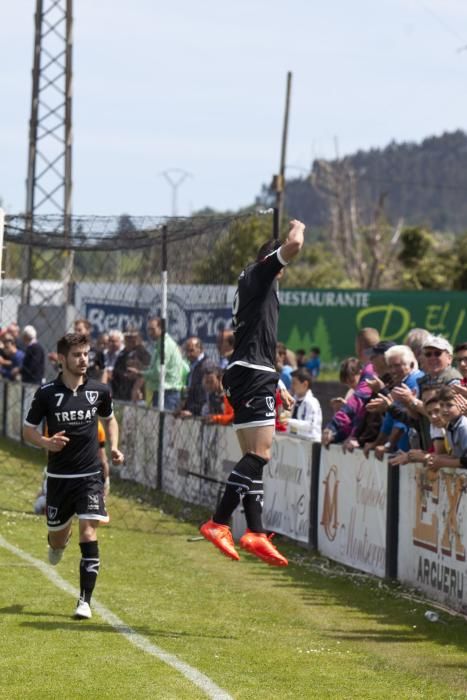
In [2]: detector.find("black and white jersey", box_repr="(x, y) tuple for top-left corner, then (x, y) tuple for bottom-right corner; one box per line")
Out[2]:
(24, 375), (113, 477)
(228, 247), (286, 372)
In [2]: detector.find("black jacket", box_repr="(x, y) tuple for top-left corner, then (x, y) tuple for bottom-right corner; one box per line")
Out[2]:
(184, 355), (211, 416)
(21, 342), (45, 384)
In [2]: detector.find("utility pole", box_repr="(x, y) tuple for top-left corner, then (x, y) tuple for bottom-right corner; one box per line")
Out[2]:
(272, 71), (292, 239)
(161, 169), (192, 217)
(23, 0), (73, 303)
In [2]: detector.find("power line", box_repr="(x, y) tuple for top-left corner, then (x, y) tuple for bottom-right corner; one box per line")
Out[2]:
(418, 0), (467, 51)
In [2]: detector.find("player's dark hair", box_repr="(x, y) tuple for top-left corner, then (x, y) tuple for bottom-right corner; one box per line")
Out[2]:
(57, 333), (90, 356)
(291, 368), (313, 387)
(256, 238), (281, 262)
(454, 342), (467, 354)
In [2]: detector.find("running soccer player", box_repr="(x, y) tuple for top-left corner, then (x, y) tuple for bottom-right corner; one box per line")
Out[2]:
(23, 333), (124, 620)
(200, 219), (305, 566)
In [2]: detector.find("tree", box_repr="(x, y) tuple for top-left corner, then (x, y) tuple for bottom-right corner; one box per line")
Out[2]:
(193, 216), (274, 284)
(310, 316), (333, 363)
(116, 213), (137, 238)
(281, 242), (347, 288)
(311, 159), (402, 289)
(398, 227), (432, 266)
(397, 226), (458, 290)
(454, 233), (467, 290)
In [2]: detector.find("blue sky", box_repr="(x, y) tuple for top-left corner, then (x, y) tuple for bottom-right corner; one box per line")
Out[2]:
(1, 0), (467, 217)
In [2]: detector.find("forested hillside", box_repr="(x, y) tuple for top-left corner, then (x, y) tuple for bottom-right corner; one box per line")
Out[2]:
(282, 130), (467, 234)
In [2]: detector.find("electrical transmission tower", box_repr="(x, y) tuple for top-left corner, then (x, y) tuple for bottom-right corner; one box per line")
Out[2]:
(161, 169), (192, 217)
(23, 0), (73, 303)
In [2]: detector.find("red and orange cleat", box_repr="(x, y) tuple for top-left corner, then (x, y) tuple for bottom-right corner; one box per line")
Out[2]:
(199, 519), (240, 561)
(239, 530), (288, 567)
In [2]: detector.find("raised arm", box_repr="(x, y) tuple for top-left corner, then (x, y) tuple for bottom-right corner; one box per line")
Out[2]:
(279, 219), (305, 263)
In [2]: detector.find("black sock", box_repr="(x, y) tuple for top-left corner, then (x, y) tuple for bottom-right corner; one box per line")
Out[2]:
(213, 453), (267, 526)
(79, 541), (100, 605)
(243, 489), (265, 533)
(242, 456), (266, 532)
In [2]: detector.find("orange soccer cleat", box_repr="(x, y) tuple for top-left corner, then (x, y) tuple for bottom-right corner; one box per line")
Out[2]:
(239, 530), (288, 567)
(199, 520), (240, 561)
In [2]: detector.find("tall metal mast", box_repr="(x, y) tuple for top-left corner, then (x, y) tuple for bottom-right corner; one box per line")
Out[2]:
(23, 0), (73, 303)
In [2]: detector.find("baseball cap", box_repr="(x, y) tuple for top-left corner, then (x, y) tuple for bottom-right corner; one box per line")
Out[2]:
(365, 340), (396, 357)
(422, 335), (453, 354)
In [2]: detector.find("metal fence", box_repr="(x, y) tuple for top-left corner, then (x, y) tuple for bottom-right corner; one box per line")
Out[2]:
(0, 211), (273, 530)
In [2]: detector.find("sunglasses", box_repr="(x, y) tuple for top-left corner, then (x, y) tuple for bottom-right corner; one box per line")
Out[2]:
(423, 350), (443, 358)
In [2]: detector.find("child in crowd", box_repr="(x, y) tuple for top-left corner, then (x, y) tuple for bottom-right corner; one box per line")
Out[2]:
(305, 346), (321, 378)
(295, 349), (307, 368)
(330, 357), (362, 413)
(452, 342), (467, 397)
(275, 343), (296, 390)
(423, 386), (467, 471)
(284, 368), (322, 441)
(388, 390), (449, 467)
(201, 365), (234, 425)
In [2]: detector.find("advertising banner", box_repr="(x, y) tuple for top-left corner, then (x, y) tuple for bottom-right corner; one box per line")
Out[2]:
(278, 289), (467, 364)
(317, 445), (387, 577)
(75, 283), (235, 355)
(398, 465), (467, 612)
(263, 434), (313, 543)
(74, 282), (467, 365)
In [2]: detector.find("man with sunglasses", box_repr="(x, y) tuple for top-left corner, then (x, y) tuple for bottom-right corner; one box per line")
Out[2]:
(416, 336), (461, 392)
(392, 334), (461, 450)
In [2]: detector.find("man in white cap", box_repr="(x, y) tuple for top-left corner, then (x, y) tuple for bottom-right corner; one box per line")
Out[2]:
(415, 335), (461, 394)
(391, 334), (461, 450)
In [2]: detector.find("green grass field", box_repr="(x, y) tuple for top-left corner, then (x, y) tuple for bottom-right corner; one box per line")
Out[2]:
(1, 438), (467, 699)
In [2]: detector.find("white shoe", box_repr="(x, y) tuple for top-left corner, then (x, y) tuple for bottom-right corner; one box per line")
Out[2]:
(48, 546), (65, 566)
(74, 599), (92, 620)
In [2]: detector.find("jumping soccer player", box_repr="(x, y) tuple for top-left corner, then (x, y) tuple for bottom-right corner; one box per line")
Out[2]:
(23, 332), (124, 619)
(200, 219), (305, 566)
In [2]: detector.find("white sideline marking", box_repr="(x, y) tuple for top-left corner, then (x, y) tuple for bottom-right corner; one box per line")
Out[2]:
(0, 535), (232, 700)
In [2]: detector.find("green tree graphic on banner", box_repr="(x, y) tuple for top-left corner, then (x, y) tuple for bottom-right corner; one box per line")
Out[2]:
(284, 319), (333, 361)
(284, 327), (313, 354)
(310, 316), (333, 362)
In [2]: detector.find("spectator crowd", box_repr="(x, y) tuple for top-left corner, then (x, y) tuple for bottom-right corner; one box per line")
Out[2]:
(3, 315), (467, 468)
(321, 327), (467, 473)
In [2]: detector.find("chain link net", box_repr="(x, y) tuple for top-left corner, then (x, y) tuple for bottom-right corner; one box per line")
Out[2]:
(0, 211), (272, 531)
